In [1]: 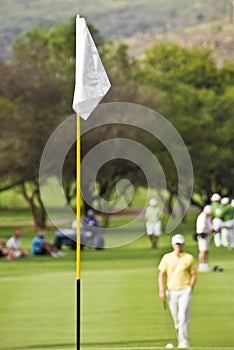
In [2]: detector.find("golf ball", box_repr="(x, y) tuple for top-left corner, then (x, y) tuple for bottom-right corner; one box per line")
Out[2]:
(165, 343), (174, 349)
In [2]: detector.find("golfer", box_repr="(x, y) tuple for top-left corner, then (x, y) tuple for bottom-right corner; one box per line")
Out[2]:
(145, 198), (163, 248)
(158, 234), (197, 348)
(196, 205), (213, 272)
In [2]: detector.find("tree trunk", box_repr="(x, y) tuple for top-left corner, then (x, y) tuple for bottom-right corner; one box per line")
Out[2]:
(21, 181), (46, 229)
(102, 212), (110, 228)
(164, 191), (174, 215)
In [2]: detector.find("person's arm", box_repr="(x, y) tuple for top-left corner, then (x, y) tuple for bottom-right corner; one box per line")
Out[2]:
(158, 270), (167, 300)
(189, 272), (197, 289)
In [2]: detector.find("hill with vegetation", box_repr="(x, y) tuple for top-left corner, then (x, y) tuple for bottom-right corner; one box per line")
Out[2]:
(0, 0), (232, 60)
(125, 15), (234, 65)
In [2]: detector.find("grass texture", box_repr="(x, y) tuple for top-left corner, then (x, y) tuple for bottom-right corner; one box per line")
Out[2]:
(0, 212), (234, 349)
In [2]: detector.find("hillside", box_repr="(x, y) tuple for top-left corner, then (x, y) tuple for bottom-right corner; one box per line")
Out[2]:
(0, 0), (232, 60)
(125, 15), (234, 65)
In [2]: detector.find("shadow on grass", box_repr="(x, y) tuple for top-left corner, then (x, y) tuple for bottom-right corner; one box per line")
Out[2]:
(0, 343), (75, 350)
(81, 338), (170, 347)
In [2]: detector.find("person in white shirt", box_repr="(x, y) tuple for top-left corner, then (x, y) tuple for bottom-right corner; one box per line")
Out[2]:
(6, 230), (28, 258)
(196, 205), (213, 272)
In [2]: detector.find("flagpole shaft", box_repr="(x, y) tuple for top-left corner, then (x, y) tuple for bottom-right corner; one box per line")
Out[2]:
(76, 114), (81, 349)
(77, 115), (81, 280)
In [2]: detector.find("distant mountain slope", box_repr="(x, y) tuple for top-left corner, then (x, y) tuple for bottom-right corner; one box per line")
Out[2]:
(125, 16), (234, 65)
(0, 0), (232, 60)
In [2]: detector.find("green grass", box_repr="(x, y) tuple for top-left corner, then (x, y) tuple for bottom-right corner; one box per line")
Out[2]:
(0, 188), (28, 209)
(1, 211), (234, 349)
(81, 239), (234, 348)
(80, 211), (234, 349)
(0, 209), (34, 223)
(0, 225), (76, 350)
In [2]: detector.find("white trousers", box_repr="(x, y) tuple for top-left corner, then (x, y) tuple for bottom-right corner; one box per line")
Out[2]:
(215, 227), (233, 247)
(146, 221), (161, 236)
(167, 287), (192, 348)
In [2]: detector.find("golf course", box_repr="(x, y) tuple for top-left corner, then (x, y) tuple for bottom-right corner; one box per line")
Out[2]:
(1, 210), (234, 350)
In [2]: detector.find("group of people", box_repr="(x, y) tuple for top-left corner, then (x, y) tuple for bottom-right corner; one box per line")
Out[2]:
(196, 193), (234, 272)
(0, 230), (65, 260)
(145, 194), (234, 271)
(0, 209), (102, 260)
(210, 193), (234, 248)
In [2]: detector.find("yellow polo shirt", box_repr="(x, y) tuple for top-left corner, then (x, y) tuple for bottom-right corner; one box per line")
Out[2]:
(158, 251), (196, 290)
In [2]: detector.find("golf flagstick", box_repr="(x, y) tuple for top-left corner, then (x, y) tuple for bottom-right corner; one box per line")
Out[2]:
(76, 116), (81, 348)
(72, 14), (111, 349)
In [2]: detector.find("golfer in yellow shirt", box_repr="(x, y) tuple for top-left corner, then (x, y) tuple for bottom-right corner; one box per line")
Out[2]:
(158, 234), (197, 348)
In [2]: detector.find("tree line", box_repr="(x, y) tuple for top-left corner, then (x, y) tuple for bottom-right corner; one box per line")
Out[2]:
(0, 17), (233, 228)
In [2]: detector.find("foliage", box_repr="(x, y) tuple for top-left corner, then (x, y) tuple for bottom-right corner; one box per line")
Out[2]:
(0, 16), (233, 227)
(138, 42), (234, 201)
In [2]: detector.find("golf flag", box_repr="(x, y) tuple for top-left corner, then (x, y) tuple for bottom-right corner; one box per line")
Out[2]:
(72, 14), (111, 348)
(72, 15), (111, 120)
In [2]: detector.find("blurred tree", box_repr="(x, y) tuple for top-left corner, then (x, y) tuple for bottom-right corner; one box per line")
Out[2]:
(0, 20), (233, 228)
(139, 42), (234, 204)
(0, 60), (65, 227)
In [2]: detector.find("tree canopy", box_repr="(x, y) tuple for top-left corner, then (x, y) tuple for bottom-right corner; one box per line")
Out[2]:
(0, 17), (233, 227)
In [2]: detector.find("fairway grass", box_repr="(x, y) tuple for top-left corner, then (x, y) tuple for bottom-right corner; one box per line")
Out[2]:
(1, 212), (234, 349)
(0, 239), (76, 350)
(81, 229), (234, 349)
(82, 348), (234, 350)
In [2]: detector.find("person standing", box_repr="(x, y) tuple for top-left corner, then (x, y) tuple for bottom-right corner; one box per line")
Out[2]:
(231, 199), (234, 249)
(220, 197), (233, 248)
(158, 234), (197, 348)
(145, 198), (163, 248)
(210, 193), (223, 247)
(195, 205), (213, 272)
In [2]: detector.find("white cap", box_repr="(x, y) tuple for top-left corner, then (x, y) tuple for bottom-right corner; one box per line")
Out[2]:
(231, 199), (234, 208)
(172, 234), (185, 245)
(149, 198), (157, 206)
(211, 193), (221, 202)
(221, 197), (229, 205)
(203, 205), (212, 215)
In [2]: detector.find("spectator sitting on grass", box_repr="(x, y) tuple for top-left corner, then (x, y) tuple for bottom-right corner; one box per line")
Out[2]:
(83, 209), (99, 227)
(0, 240), (15, 260)
(31, 232), (65, 257)
(6, 230), (29, 258)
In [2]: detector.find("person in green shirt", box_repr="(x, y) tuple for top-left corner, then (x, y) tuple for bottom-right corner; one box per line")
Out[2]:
(210, 193), (223, 247)
(231, 199), (234, 248)
(145, 198), (163, 249)
(221, 197), (233, 248)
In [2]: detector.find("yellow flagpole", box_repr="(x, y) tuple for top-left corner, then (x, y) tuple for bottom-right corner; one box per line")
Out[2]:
(76, 114), (81, 279)
(76, 114), (81, 348)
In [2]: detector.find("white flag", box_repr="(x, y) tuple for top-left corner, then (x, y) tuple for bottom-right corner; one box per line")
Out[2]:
(72, 15), (111, 120)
